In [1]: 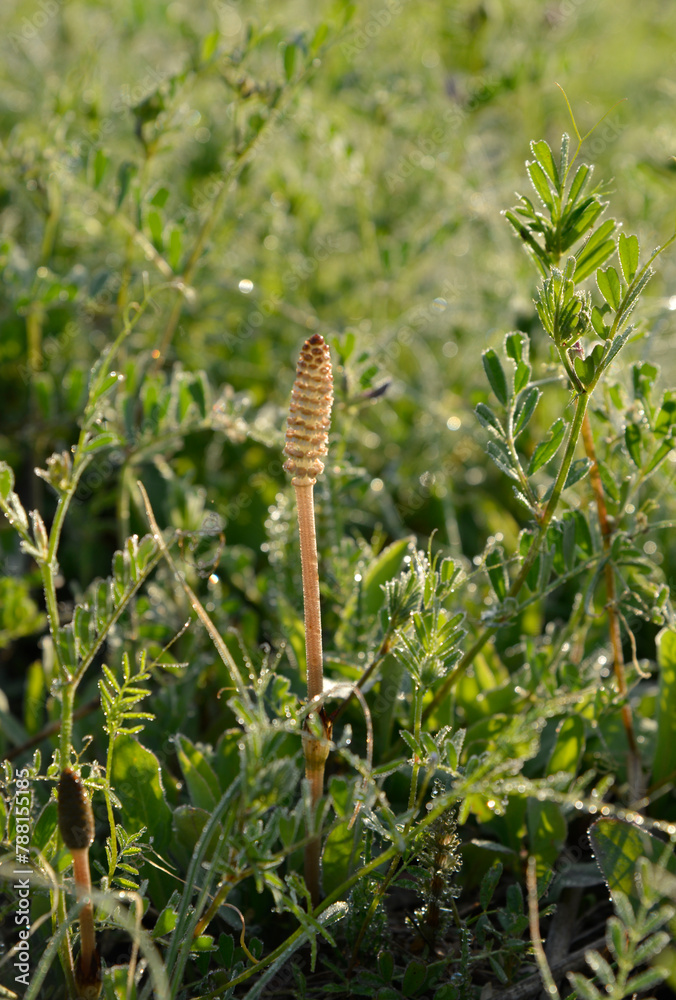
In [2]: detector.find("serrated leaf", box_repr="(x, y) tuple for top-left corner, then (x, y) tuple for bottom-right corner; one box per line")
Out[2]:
(597, 265), (621, 309)
(482, 349), (509, 405)
(528, 418), (565, 474)
(618, 232), (639, 283)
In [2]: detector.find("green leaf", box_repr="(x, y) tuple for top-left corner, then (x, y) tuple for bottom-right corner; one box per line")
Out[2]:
(486, 440), (520, 481)
(322, 820), (361, 898)
(597, 265), (621, 309)
(89, 370), (123, 408)
(0, 462), (14, 500)
(527, 799), (567, 877)
(168, 227), (182, 272)
(475, 402), (504, 438)
(111, 737), (172, 899)
(482, 349), (509, 406)
(402, 959), (427, 997)
(485, 546), (508, 602)
(531, 139), (559, 190)
(618, 232), (639, 283)
(153, 898), (179, 938)
(283, 42), (297, 81)
(574, 219), (617, 282)
(567, 973), (602, 1000)
(150, 186), (170, 208)
(148, 209), (163, 249)
(527, 159), (553, 210)
(361, 537), (415, 616)
(172, 805), (221, 861)
(547, 716), (584, 774)
(93, 148), (109, 188)
(32, 800), (58, 854)
(480, 860), (502, 911)
(624, 423), (643, 467)
(116, 160), (137, 210)
(589, 818), (676, 914)
(83, 431), (120, 454)
(201, 29), (219, 62)
(513, 360), (530, 394)
(574, 354), (595, 387)
(504, 332), (525, 363)
(653, 628), (676, 787)
(654, 392), (676, 437)
(310, 22), (329, 55)
(566, 162), (590, 209)
(563, 457), (591, 489)
(378, 951), (394, 983)
(513, 387), (540, 438)
(528, 418), (565, 474)
(176, 735), (220, 811)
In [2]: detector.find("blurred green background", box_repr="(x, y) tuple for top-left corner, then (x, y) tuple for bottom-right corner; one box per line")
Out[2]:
(1, 0), (675, 654)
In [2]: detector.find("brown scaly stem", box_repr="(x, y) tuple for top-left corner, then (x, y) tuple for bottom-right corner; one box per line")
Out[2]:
(283, 334), (334, 907)
(58, 768), (102, 1000)
(580, 412), (642, 792)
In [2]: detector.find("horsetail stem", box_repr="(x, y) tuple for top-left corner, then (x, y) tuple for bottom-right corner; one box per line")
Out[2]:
(283, 333), (333, 905)
(57, 768), (102, 1000)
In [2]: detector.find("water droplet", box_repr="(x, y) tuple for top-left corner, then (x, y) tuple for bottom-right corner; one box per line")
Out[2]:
(238, 278), (254, 294)
(573, 800), (583, 810)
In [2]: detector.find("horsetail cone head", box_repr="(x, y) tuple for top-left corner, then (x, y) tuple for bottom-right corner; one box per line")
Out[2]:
(58, 768), (95, 851)
(283, 334), (333, 486)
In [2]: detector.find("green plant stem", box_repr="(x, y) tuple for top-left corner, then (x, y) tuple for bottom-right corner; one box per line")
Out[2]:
(58, 683), (75, 769)
(423, 390), (589, 722)
(407, 685), (424, 812)
(104, 735), (118, 886)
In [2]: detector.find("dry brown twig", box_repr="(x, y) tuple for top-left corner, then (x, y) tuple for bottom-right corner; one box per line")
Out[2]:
(283, 333), (334, 907)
